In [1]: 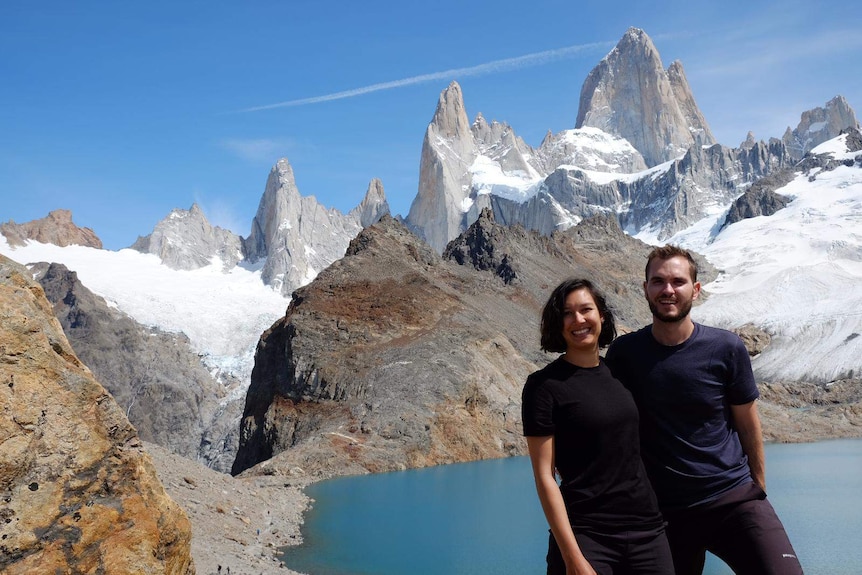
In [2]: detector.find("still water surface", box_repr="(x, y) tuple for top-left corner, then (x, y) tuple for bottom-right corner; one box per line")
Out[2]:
(281, 438), (862, 574)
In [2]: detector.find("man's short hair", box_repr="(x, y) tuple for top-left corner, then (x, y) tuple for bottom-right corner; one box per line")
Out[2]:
(645, 245), (698, 282)
(540, 278), (617, 352)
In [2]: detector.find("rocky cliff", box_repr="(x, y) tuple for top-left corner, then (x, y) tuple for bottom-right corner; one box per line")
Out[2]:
(231, 212), (660, 479)
(0, 255), (193, 574)
(0, 209), (102, 249)
(575, 27), (715, 167)
(721, 170), (793, 230)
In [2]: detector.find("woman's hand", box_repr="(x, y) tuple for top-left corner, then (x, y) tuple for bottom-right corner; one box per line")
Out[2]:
(566, 555), (597, 575)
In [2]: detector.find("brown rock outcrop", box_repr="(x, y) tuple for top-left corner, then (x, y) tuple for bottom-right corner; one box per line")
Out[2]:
(0, 209), (102, 249)
(232, 215), (546, 478)
(0, 254), (193, 574)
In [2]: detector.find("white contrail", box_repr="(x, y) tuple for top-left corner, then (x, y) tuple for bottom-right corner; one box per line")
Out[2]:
(238, 41), (612, 113)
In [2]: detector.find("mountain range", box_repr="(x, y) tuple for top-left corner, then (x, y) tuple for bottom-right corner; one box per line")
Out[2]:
(2, 27), (861, 484)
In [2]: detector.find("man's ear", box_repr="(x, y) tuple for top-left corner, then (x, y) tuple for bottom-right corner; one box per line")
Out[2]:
(693, 281), (701, 300)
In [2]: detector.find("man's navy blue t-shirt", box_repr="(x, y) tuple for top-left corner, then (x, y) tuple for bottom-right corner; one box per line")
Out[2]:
(605, 323), (760, 510)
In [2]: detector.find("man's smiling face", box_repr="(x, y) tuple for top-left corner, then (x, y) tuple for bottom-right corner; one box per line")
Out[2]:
(644, 255), (701, 323)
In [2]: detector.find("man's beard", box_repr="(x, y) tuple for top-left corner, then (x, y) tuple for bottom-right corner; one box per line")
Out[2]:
(649, 298), (693, 323)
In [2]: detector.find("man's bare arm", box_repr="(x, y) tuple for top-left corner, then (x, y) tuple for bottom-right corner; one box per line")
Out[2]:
(731, 400), (766, 491)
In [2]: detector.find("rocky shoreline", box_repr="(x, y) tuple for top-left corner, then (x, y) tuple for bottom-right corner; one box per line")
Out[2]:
(145, 442), (311, 575)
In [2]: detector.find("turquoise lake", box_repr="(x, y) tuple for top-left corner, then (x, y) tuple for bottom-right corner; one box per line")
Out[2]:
(281, 438), (862, 574)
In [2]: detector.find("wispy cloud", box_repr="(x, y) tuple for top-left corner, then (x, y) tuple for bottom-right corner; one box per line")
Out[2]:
(192, 188), (248, 236)
(237, 41), (613, 113)
(695, 28), (862, 78)
(218, 138), (294, 163)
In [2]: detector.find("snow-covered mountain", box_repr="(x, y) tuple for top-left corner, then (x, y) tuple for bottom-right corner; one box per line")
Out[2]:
(680, 133), (862, 383)
(132, 158), (390, 297)
(405, 28), (856, 252)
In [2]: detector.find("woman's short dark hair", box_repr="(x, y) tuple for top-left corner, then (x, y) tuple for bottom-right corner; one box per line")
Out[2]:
(540, 278), (617, 352)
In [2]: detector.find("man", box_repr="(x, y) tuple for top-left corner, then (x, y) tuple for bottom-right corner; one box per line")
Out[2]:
(605, 245), (803, 575)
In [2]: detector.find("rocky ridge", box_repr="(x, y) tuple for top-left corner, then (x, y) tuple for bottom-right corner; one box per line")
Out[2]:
(0, 209), (102, 249)
(781, 95), (859, 160)
(231, 211), (664, 479)
(131, 203), (245, 271)
(0, 254), (193, 574)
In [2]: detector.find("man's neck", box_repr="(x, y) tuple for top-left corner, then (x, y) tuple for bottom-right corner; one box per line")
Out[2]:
(651, 317), (696, 346)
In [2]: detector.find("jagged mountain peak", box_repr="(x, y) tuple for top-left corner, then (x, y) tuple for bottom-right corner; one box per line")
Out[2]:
(349, 178), (392, 229)
(244, 156), (375, 295)
(406, 82), (479, 253)
(614, 26), (660, 60)
(576, 27), (715, 166)
(431, 81), (471, 140)
(131, 203), (243, 271)
(273, 156), (296, 183)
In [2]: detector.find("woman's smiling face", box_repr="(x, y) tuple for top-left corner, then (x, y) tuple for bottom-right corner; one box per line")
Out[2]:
(561, 288), (603, 353)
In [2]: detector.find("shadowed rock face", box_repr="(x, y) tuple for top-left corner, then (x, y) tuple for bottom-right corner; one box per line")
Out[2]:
(33, 261), (236, 471)
(0, 209), (102, 249)
(721, 171), (793, 231)
(0, 255), (193, 574)
(231, 213), (661, 478)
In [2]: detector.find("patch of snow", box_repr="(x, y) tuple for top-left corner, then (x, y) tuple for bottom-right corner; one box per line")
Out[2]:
(811, 133), (852, 158)
(0, 238), (289, 388)
(470, 154), (544, 203)
(668, 148), (862, 382)
(807, 121), (827, 134)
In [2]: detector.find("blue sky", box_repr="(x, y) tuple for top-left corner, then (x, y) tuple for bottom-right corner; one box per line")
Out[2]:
(2, 1), (860, 250)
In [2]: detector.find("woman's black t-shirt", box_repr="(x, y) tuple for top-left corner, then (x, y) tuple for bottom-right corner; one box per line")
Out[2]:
(522, 358), (663, 531)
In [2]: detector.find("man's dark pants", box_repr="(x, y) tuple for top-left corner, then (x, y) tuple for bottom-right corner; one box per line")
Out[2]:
(663, 482), (804, 575)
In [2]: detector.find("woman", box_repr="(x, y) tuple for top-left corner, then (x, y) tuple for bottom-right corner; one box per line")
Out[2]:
(522, 279), (673, 574)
